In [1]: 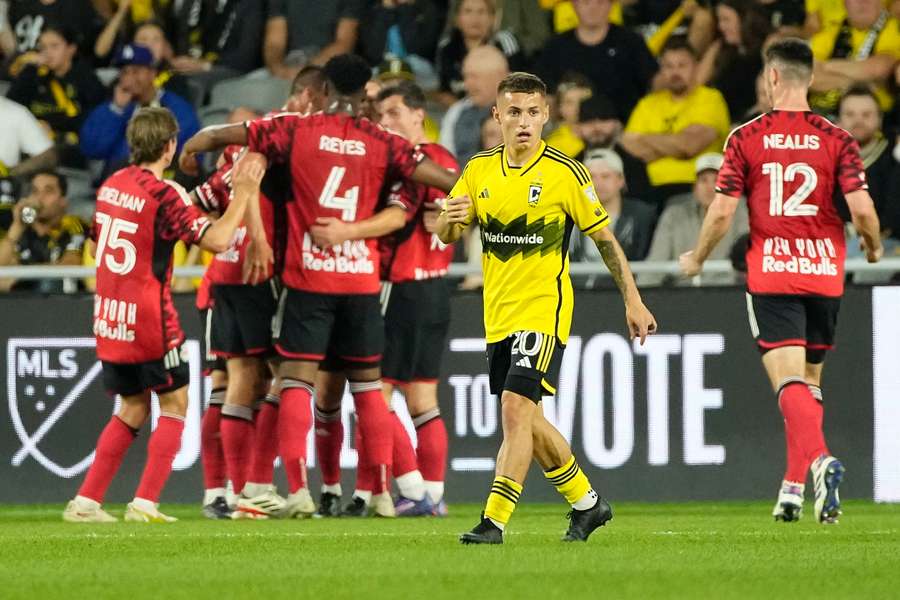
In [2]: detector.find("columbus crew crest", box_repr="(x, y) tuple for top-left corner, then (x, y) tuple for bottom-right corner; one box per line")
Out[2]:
(528, 181), (543, 208)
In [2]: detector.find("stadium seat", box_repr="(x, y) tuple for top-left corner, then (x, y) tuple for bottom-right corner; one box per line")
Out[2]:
(209, 77), (291, 115)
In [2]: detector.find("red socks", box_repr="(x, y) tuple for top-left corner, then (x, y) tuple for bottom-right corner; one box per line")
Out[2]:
(279, 380), (313, 493)
(413, 410), (448, 486)
(248, 397), (279, 485)
(391, 412), (418, 478)
(200, 404), (226, 490)
(220, 405), (254, 495)
(78, 416), (138, 503)
(135, 414), (184, 502)
(315, 406), (343, 487)
(350, 381), (392, 493)
(778, 380), (830, 482)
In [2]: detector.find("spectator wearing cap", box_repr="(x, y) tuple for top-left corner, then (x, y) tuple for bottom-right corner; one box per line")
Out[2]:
(6, 25), (107, 168)
(535, 0), (657, 120)
(641, 153), (748, 286)
(359, 0), (443, 86)
(435, 0), (526, 106)
(439, 44), (509, 166)
(130, 20), (194, 103)
(572, 148), (656, 264)
(79, 44), (200, 177)
(573, 93), (652, 202)
(621, 37), (730, 209)
(545, 76), (594, 158)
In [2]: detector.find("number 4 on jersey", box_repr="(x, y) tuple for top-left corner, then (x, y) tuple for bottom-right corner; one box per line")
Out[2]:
(762, 161), (819, 217)
(319, 166), (359, 221)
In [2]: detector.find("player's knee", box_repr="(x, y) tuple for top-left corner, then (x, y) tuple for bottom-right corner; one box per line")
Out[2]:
(118, 394), (151, 428)
(500, 390), (537, 432)
(405, 383), (438, 415)
(157, 387), (189, 417)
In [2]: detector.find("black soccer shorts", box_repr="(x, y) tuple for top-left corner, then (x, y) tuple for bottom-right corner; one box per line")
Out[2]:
(746, 293), (841, 364)
(381, 278), (451, 384)
(273, 287), (384, 367)
(198, 308), (226, 374)
(102, 345), (190, 397)
(487, 330), (565, 403)
(210, 281), (279, 358)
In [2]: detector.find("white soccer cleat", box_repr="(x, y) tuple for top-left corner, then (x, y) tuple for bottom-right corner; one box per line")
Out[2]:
(772, 481), (804, 522)
(62, 497), (117, 523)
(124, 501), (178, 523)
(812, 455), (845, 524)
(232, 487), (287, 520)
(371, 491), (396, 518)
(284, 488), (317, 519)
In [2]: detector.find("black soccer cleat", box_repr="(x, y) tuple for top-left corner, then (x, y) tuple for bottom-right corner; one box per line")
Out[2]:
(562, 498), (613, 542)
(341, 496), (369, 517)
(459, 513), (504, 545)
(315, 492), (342, 518)
(202, 496), (232, 520)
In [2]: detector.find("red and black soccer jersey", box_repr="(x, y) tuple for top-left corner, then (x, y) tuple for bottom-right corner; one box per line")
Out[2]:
(193, 145), (283, 285)
(246, 112), (423, 295)
(716, 110), (867, 297)
(93, 166), (213, 363)
(380, 143), (459, 283)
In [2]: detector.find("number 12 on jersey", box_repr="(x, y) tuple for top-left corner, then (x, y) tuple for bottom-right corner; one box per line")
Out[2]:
(762, 161), (819, 217)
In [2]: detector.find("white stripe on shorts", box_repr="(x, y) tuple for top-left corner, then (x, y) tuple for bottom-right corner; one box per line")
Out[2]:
(745, 292), (760, 339)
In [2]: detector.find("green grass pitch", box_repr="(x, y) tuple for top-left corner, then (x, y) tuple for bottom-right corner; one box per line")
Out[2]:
(2, 501), (899, 599)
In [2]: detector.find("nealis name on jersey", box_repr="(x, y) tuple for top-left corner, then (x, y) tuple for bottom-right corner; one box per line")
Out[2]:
(319, 135), (366, 156)
(97, 186), (147, 212)
(763, 134), (820, 150)
(93, 295), (137, 342)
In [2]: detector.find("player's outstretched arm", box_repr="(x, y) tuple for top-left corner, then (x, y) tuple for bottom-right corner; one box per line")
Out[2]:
(436, 195), (471, 244)
(411, 157), (460, 194)
(309, 206), (407, 248)
(590, 227), (658, 345)
(680, 192), (739, 276)
(200, 152), (266, 253)
(846, 189), (884, 263)
(180, 124), (250, 175)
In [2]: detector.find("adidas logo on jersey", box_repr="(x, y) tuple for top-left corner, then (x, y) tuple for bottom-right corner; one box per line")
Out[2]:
(516, 356), (532, 368)
(479, 188), (491, 199)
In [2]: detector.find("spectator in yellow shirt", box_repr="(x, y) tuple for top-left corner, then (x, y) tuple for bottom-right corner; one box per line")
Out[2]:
(810, 0), (900, 114)
(544, 75), (594, 157)
(621, 37), (730, 208)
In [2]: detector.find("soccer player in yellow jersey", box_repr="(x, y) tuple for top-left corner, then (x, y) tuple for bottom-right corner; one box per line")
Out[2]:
(437, 72), (657, 544)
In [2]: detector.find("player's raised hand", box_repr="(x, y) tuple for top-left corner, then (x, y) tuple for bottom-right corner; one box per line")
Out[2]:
(232, 152), (267, 190)
(310, 217), (354, 248)
(679, 250), (702, 277)
(243, 237), (274, 285)
(625, 300), (658, 346)
(861, 239), (884, 263)
(444, 195), (472, 224)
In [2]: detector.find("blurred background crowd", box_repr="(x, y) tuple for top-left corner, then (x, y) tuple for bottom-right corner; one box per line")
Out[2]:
(1, 0), (899, 294)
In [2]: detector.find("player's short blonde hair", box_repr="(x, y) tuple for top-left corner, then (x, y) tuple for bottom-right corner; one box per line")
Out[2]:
(127, 107), (179, 165)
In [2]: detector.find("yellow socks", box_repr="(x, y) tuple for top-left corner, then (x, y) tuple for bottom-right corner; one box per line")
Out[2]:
(544, 456), (597, 509)
(484, 476), (523, 529)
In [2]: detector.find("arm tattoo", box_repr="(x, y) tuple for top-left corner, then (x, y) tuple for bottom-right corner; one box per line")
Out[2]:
(595, 238), (628, 295)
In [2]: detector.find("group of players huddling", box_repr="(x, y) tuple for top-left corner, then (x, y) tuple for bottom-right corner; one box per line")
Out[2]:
(62, 38), (881, 542)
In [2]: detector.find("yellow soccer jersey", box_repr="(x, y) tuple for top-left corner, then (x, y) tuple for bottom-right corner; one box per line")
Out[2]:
(448, 142), (610, 344)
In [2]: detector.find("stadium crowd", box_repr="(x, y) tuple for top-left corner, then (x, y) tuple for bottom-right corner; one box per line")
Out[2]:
(2, 0), (900, 293)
